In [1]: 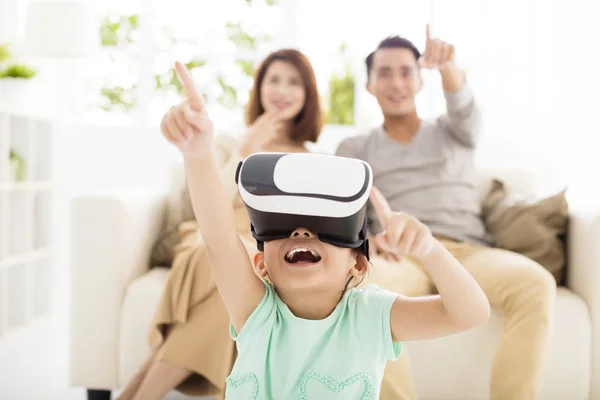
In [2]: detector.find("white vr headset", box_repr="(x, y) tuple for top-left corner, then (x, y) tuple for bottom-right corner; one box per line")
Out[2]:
(235, 152), (373, 259)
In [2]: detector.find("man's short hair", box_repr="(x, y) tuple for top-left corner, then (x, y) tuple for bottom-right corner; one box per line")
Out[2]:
(365, 36), (421, 78)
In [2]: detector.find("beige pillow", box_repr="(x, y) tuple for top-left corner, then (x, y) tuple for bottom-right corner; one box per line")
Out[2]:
(149, 184), (193, 268)
(481, 179), (569, 283)
(149, 133), (240, 267)
(149, 226), (180, 268)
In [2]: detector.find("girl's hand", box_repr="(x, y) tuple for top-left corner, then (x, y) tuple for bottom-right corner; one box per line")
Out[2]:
(369, 187), (438, 259)
(240, 110), (285, 156)
(161, 61), (214, 159)
(369, 232), (402, 262)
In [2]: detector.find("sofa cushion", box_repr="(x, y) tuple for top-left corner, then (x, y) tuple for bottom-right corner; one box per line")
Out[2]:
(118, 267), (170, 386)
(481, 179), (569, 283)
(407, 287), (590, 400)
(476, 167), (537, 203)
(149, 134), (237, 268)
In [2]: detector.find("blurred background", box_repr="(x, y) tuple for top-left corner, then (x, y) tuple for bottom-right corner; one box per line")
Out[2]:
(0, 0), (599, 398)
(1, 0), (597, 192)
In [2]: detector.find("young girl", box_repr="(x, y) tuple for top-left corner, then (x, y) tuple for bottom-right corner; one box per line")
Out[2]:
(120, 49), (324, 400)
(165, 61), (490, 399)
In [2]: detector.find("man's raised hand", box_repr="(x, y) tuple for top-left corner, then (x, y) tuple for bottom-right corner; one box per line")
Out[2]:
(418, 24), (456, 71)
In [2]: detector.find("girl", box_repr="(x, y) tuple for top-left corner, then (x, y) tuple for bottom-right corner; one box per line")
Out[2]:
(119, 49), (323, 400)
(164, 60), (490, 399)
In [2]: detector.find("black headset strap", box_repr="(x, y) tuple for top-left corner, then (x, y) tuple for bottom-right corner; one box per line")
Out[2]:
(252, 218), (370, 260)
(359, 218), (370, 260)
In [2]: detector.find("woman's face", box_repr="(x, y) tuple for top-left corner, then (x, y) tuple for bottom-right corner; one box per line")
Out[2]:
(260, 60), (306, 121)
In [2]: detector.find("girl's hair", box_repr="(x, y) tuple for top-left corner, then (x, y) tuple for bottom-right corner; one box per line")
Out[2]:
(245, 49), (324, 143)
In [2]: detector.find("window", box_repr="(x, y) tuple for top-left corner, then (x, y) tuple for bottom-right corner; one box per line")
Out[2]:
(83, 1), (144, 124)
(148, 0), (282, 131)
(78, 0), (579, 193)
(425, 0), (486, 118)
(85, 0), (437, 131)
(293, 0), (432, 151)
(86, 0), (282, 132)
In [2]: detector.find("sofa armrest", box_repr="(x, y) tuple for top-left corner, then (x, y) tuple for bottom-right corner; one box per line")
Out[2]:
(567, 206), (600, 398)
(69, 190), (167, 390)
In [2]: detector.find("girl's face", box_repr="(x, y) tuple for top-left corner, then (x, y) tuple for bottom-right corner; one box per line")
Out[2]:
(253, 228), (368, 294)
(260, 60), (306, 121)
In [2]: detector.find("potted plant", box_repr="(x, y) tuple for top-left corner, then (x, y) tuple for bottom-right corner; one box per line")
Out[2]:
(9, 149), (26, 182)
(0, 43), (37, 110)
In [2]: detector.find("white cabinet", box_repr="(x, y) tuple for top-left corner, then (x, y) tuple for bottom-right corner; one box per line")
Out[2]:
(0, 111), (55, 337)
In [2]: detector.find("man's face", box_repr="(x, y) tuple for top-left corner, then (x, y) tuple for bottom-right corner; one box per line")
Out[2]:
(367, 48), (422, 118)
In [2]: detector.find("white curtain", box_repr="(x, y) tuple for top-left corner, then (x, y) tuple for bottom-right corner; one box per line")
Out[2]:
(298, 0), (599, 198)
(0, 0), (19, 44)
(424, 0), (599, 199)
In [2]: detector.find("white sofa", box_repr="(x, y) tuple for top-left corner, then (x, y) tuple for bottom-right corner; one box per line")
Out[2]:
(69, 166), (600, 400)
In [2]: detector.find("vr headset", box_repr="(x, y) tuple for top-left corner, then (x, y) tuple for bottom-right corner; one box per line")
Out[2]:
(235, 152), (373, 259)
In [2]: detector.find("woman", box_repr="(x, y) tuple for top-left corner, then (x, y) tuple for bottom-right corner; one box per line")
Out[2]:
(117, 49), (323, 400)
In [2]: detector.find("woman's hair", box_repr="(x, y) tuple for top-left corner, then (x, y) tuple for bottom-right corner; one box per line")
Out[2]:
(245, 49), (323, 143)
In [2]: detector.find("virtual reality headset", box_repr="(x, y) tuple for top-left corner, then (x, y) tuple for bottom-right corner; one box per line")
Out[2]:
(235, 152), (373, 259)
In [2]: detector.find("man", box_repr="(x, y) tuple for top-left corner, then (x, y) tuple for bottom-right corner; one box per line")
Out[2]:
(336, 26), (556, 400)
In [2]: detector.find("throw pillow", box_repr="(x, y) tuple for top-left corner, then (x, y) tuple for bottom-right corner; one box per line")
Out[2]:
(149, 184), (196, 268)
(481, 179), (569, 283)
(149, 161), (190, 268)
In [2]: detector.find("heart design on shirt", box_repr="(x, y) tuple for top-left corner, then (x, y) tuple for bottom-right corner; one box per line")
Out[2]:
(225, 372), (259, 400)
(298, 371), (373, 400)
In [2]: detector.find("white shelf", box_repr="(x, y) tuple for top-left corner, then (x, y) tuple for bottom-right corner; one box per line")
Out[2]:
(0, 181), (53, 191)
(31, 257), (52, 317)
(0, 111), (56, 338)
(8, 190), (31, 255)
(6, 265), (28, 329)
(0, 248), (52, 269)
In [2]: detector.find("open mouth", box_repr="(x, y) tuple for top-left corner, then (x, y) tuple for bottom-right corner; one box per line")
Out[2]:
(284, 247), (322, 264)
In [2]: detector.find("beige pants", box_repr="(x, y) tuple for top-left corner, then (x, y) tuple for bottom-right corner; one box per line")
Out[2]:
(367, 239), (557, 400)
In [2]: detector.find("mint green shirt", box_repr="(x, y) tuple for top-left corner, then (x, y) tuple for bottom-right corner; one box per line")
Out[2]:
(225, 281), (402, 399)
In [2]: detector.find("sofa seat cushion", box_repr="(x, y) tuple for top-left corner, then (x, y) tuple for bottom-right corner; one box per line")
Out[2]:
(407, 287), (591, 399)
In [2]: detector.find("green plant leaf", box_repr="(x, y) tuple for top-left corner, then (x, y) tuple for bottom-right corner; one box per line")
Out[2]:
(217, 74), (238, 108)
(0, 43), (11, 64)
(0, 64), (37, 79)
(100, 17), (120, 46)
(153, 74), (163, 91)
(128, 14), (139, 29)
(186, 60), (206, 70)
(327, 64), (355, 125)
(100, 14), (140, 47)
(99, 85), (137, 112)
(151, 59), (206, 97)
(226, 22), (259, 49)
(236, 60), (255, 77)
